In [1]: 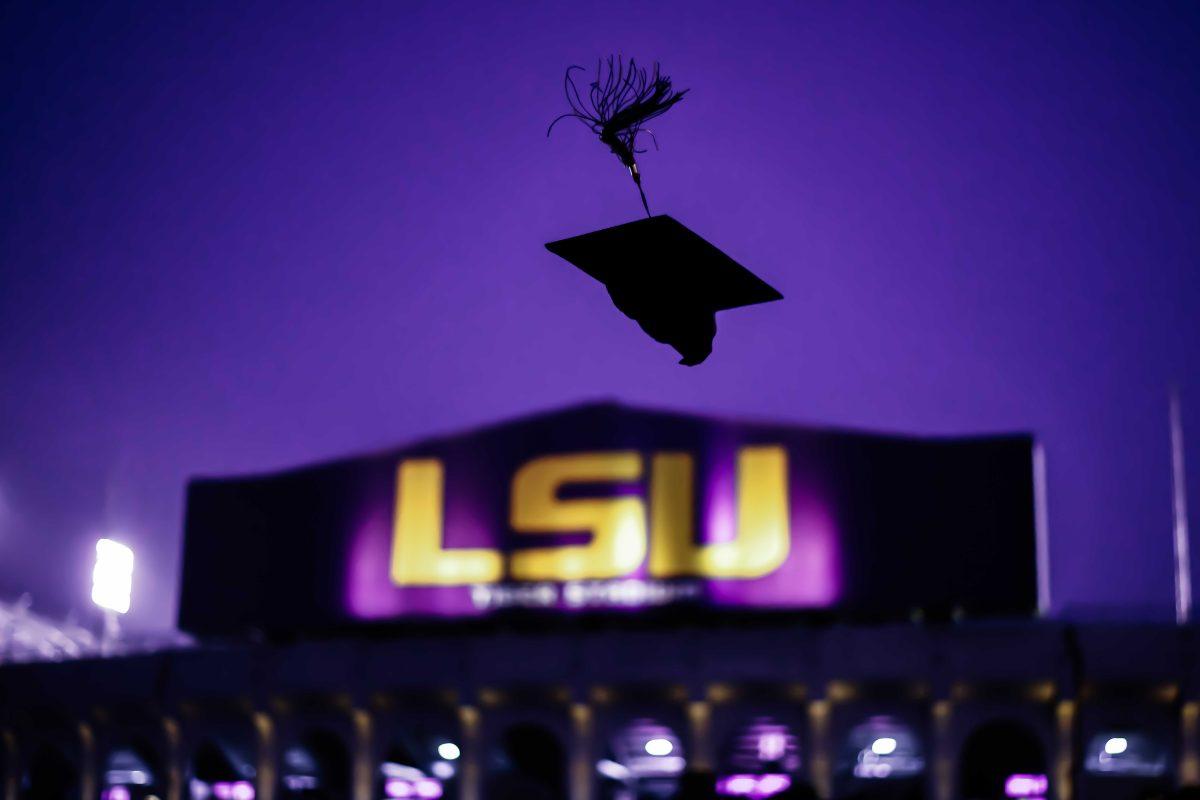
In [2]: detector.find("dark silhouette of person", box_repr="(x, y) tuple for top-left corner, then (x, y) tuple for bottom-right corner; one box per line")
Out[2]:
(676, 769), (717, 800)
(483, 723), (566, 800)
(772, 780), (820, 800)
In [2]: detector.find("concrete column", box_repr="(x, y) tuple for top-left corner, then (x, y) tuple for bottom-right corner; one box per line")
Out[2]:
(687, 701), (713, 772)
(931, 700), (953, 800)
(79, 722), (96, 800)
(162, 716), (182, 800)
(1181, 701), (1200, 786)
(2, 729), (16, 800)
(1054, 700), (1076, 800)
(806, 700), (832, 800)
(457, 706), (481, 800)
(252, 711), (276, 800)
(351, 709), (373, 800)
(570, 703), (593, 800)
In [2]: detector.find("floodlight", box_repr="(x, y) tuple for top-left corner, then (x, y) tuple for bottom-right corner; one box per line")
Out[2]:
(92, 538), (133, 614)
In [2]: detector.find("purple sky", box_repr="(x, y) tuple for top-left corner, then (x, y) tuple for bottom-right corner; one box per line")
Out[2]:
(2, 2), (1198, 632)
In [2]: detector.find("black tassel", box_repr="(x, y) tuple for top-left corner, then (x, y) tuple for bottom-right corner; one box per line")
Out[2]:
(547, 56), (688, 217)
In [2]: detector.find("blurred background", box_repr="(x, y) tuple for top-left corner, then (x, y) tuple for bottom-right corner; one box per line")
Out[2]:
(1, 0), (1198, 633)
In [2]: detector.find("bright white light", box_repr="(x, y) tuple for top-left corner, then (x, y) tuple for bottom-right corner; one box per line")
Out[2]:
(383, 779), (412, 799)
(1104, 737), (1128, 755)
(871, 737), (898, 756)
(854, 763), (893, 779)
(380, 763), (423, 781)
(758, 732), (787, 761)
(726, 776), (757, 794)
(1005, 774), (1049, 796)
(92, 538), (133, 614)
(437, 742), (460, 761)
(758, 775), (791, 794)
(645, 738), (674, 756)
(595, 759), (631, 781)
(414, 780), (442, 799)
(189, 779), (211, 800)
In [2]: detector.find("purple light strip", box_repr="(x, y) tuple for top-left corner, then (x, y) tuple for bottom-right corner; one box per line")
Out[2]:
(1005, 774), (1048, 798)
(716, 774), (793, 798)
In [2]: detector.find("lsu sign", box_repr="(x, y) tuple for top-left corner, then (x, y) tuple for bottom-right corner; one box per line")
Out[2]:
(179, 402), (1039, 635)
(390, 447), (789, 586)
(361, 439), (838, 617)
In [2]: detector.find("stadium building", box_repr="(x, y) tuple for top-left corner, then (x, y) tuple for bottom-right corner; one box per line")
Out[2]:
(1, 403), (1194, 800)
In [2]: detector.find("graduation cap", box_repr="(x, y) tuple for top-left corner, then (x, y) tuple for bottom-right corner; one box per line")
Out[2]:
(546, 58), (782, 364)
(546, 215), (783, 365)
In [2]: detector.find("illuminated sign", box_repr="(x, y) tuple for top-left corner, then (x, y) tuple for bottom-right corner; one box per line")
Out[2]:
(348, 439), (836, 618)
(390, 446), (790, 584)
(179, 402), (1038, 634)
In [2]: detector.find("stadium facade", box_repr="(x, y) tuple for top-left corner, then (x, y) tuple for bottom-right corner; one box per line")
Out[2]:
(1, 403), (1193, 800)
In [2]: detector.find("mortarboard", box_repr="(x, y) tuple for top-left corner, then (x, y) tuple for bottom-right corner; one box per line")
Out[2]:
(546, 215), (783, 365)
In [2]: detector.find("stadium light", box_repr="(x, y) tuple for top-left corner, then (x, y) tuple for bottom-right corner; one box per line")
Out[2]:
(92, 538), (134, 614)
(645, 738), (673, 756)
(1104, 736), (1128, 755)
(871, 737), (897, 756)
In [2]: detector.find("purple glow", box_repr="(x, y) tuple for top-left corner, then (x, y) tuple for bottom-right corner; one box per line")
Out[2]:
(758, 775), (790, 795)
(383, 778), (412, 798)
(757, 732), (786, 762)
(414, 780), (443, 799)
(230, 782), (256, 800)
(722, 776), (757, 795)
(726, 718), (801, 775)
(1005, 774), (1049, 798)
(346, 500), (492, 620)
(704, 475), (841, 610)
(383, 779), (442, 799)
(103, 788), (131, 800)
(853, 763), (893, 779)
(716, 774), (793, 798)
(703, 442), (739, 546)
(282, 776), (318, 792)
